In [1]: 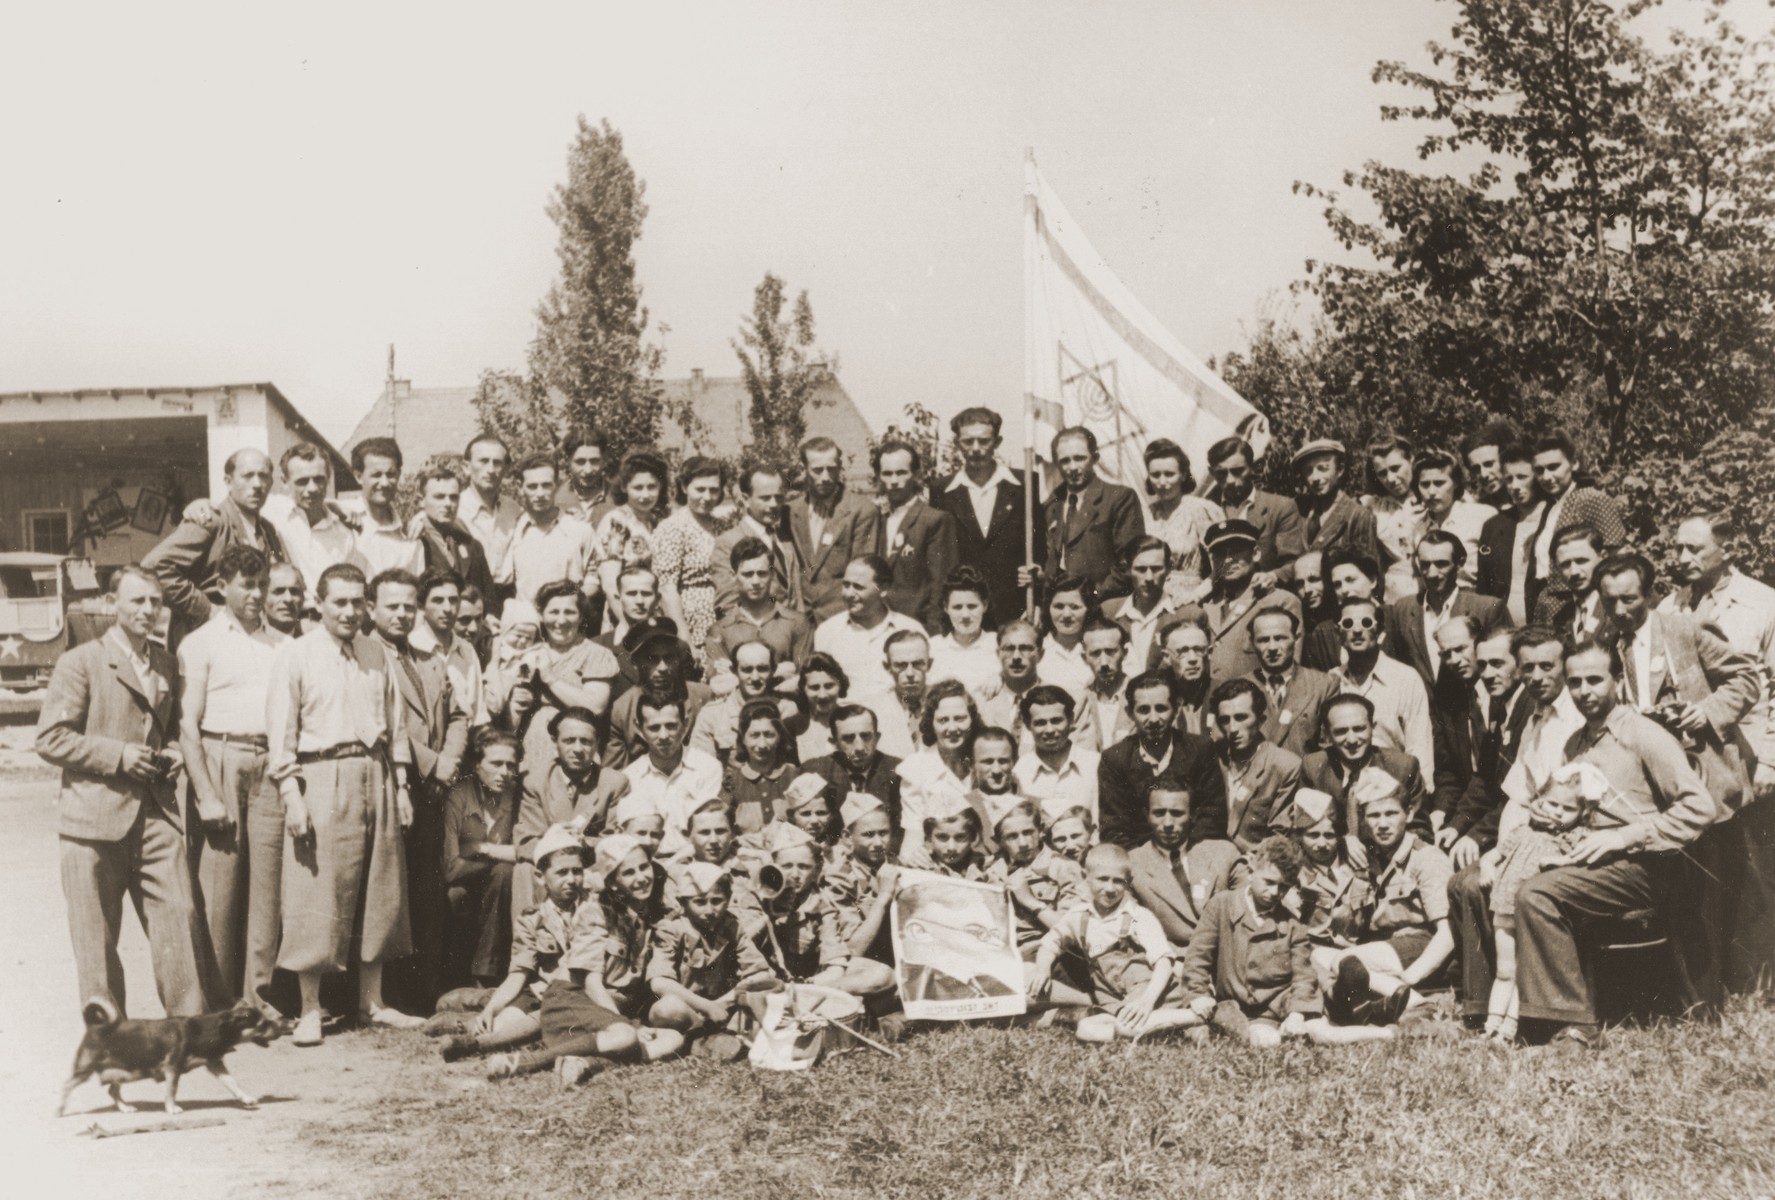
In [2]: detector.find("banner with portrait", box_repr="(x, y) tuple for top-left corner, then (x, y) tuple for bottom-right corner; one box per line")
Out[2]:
(889, 869), (1026, 1021)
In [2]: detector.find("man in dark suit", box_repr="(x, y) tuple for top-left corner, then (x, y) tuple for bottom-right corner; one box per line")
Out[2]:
(1292, 439), (1379, 565)
(803, 703), (905, 850)
(1473, 443), (1538, 620)
(1385, 530), (1511, 691)
(789, 437), (883, 623)
(1097, 671), (1225, 849)
(359, 568), (470, 1009)
(143, 448), (287, 646)
(37, 565), (206, 1015)
(1435, 622), (1532, 869)
(931, 407), (1043, 628)
(874, 440), (958, 633)
(1205, 435), (1305, 588)
(412, 466), (495, 606)
(1029, 425), (1144, 600)
(1299, 693), (1429, 837)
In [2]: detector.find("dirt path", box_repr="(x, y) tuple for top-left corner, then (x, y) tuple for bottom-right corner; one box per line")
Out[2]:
(0, 764), (440, 1198)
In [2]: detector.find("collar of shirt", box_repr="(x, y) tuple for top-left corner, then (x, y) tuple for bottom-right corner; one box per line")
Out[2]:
(514, 508), (562, 537)
(1137, 737), (1175, 774)
(105, 625), (156, 679)
(1028, 751), (1083, 781)
(1238, 888), (1277, 932)
(362, 510), (408, 537)
(409, 623), (450, 655)
(1263, 665), (1296, 692)
(947, 463), (1017, 495)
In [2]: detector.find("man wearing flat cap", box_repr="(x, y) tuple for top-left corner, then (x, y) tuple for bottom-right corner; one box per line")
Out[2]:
(1165, 520), (1303, 684)
(1293, 440), (1380, 565)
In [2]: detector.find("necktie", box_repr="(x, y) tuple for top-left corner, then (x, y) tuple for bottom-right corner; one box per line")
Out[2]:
(1306, 505), (1323, 547)
(1172, 850), (1192, 907)
(1622, 637), (1641, 708)
(396, 649), (428, 716)
(1061, 492), (1080, 570)
(1488, 694), (1508, 735)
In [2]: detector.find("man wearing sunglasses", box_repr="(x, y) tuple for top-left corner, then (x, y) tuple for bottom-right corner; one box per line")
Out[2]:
(1328, 597), (1434, 781)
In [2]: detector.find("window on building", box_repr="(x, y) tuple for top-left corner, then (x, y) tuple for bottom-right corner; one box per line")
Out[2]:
(23, 510), (71, 555)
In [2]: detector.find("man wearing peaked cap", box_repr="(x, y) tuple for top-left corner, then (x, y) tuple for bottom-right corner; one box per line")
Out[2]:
(1292, 437), (1380, 564)
(1166, 517), (1303, 684)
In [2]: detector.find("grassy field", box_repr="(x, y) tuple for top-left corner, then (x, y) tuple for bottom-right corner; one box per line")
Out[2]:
(297, 997), (1775, 1199)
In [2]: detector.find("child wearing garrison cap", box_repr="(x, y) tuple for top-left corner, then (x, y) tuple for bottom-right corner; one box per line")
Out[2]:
(740, 773), (834, 858)
(647, 862), (775, 1059)
(824, 792), (901, 966)
(984, 795), (1087, 954)
(1042, 803), (1095, 866)
(747, 824), (895, 998)
(475, 827), (685, 1086)
(1281, 788), (1361, 946)
(612, 793), (669, 861)
(1027, 843), (1196, 1043)
(430, 824), (583, 1063)
(923, 791), (987, 880)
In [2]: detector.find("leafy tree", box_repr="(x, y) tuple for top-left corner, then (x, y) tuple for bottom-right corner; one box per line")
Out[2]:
(474, 117), (667, 463)
(1225, 0), (1775, 477)
(732, 273), (831, 471)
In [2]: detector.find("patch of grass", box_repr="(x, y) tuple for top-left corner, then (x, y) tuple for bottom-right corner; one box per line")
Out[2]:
(302, 1001), (1775, 1199)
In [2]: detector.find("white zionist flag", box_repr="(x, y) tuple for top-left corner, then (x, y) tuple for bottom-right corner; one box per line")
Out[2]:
(1025, 153), (1270, 487)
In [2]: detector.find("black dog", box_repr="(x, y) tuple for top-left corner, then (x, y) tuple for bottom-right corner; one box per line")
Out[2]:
(58, 997), (289, 1117)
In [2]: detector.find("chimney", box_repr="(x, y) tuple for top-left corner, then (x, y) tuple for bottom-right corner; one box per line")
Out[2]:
(690, 368), (704, 388)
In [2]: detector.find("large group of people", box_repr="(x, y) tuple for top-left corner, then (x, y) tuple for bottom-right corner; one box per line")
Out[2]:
(35, 404), (1775, 1086)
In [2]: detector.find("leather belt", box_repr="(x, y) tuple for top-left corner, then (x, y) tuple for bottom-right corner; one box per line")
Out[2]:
(296, 740), (376, 764)
(202, 732), (269, 751)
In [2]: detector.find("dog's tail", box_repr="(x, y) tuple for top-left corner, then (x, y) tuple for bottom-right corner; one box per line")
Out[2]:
(82, 997), (120, 1030)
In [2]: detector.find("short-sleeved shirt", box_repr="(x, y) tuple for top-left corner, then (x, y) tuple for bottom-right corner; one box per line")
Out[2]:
(623, 749), (724, 860)
(755, 889), (849, 980)
(647, 911), (773, 998)
(178, 609), (288, 737)
(565, 898), (655, 992)
(1039, 895), (1172, 1003)
(512, 510), (603, 608)
(1347, 832), (1452, 937)
(1013, 748), (1101, 825)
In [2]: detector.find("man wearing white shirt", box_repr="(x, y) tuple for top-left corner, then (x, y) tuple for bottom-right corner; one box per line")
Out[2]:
(458, 432), (521, 596)
(873, 630), (932, 761)
(409, 569), (489, 729)
(510, 455), (602, 609)
(929, 407), (1040, 629)
(264, 443), (360, 611)
(1013, 683), (1101, 823)
(177, 545), (288, 1008)
(623, 696), (722, 862)
(813, 556), (925, 712)
(350, 438), (424, 579)
(1328, 597), (1435, 780)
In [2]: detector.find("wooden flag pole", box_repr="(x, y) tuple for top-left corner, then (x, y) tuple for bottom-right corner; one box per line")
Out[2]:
(1023, 146), (1039, 622)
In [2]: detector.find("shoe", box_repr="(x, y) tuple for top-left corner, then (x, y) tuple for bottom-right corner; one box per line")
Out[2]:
(361, 1006), (426, 1031)
(1326, 957), (1370, 1025)
(1373, 986), (1413, 1027)
(557, 1056), (604, 1088)
(1183, 1025), (1212, 1048)
(485, 1052), (521, 1080)
(1551, 1023), (1602, 1051)
(438, 1035), (479, 1063)
(694, 1033), (745, 1062)
(875, 1013), (909, 1044)
(423, 1013), (472, 1038)
(293, 1010), (324, 1047)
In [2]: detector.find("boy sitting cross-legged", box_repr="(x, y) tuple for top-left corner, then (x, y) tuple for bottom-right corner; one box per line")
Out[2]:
(1026, 843), (1197, 1043)
(647, 862), (776, 1059)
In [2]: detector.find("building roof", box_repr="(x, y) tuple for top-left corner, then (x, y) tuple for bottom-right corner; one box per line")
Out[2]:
(346, 370), (877, 481)
(0, 382), (355, 482)
(344, 383), (484, 469)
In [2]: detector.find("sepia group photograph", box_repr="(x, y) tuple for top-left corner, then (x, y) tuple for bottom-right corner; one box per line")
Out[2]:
(3, 0), (1774, 1195)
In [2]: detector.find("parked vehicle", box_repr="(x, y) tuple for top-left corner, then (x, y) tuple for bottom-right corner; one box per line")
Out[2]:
(0, 552), (105, 692)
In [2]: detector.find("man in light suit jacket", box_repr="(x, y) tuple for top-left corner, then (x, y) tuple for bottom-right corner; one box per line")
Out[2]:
(931, 407), (1043, 628)
(1127, 781), (1247, 954)
(789, 437), (883, 623)
(360, 568), (470, 1008)
(37, 565), (206, 1015)
(1385, 530), (1511, 691)
(143, 449), (287, 646)
(874, 440), (958, 633)
(1034, 426), (1145, 600)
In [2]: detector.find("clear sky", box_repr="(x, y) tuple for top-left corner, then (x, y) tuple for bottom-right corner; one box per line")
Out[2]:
(1, 0), (1759, 449)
